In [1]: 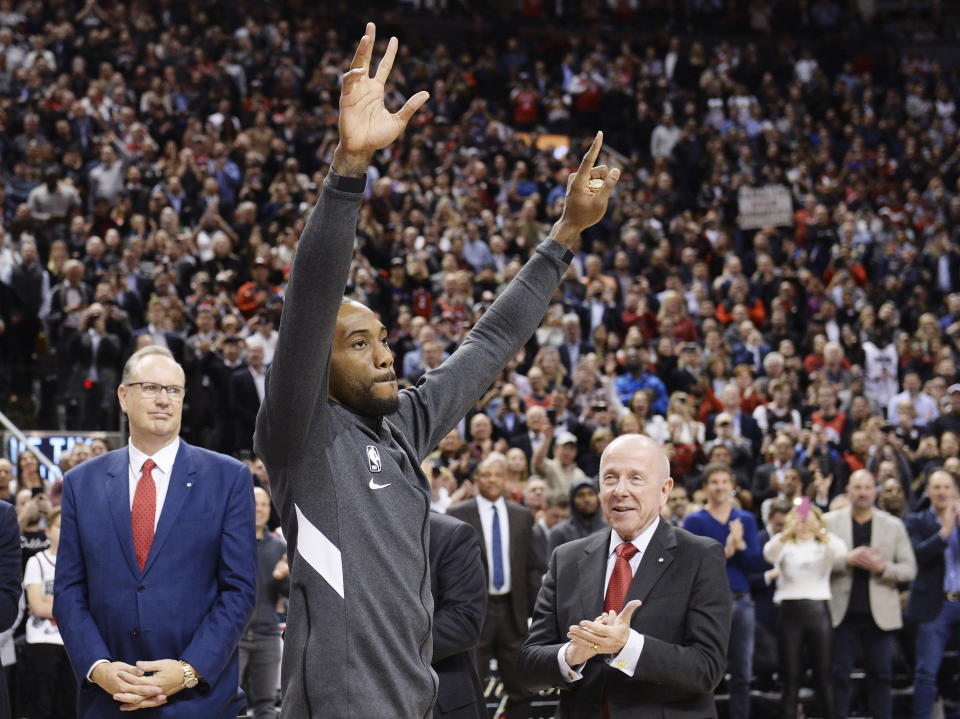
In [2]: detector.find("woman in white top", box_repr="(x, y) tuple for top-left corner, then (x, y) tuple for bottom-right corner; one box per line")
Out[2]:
(763, 499), (846, 719)
(23, 508), (75, 719)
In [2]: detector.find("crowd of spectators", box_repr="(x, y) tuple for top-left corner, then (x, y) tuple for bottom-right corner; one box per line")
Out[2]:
(1, 0), (960, 716)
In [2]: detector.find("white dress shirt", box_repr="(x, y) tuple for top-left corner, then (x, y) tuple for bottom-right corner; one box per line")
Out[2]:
(475, 494), (511, 595)
(558, 517), (661, 682)
(127, 436), (180, 530)
(249, 366), (266, 402)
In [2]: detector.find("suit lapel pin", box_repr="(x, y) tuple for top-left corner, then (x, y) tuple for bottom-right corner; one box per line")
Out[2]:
(186, 482), (193, 488)
(658, 557), (664, 563)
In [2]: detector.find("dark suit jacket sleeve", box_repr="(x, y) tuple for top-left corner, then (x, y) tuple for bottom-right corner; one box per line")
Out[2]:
(526, 512), (545, 617)
(907, 512), (947, 568)
(517, 548), (567, 691)
(180, 462), (257, 686)
(54, 471), (114, 678)
(631, 540), (731, 694)
(433, 521), (487, 663)
(0, 504), (20, 632)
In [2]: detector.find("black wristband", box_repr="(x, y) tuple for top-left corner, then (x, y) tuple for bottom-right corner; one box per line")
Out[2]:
(327, 171), (367, 193)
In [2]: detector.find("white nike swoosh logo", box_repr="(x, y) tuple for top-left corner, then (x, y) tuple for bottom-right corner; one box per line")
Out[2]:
(368, 478), (392, 490)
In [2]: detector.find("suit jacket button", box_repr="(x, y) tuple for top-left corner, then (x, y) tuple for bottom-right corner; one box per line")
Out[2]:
(131, 629), (140, 638)
(137, 585), (144, 592)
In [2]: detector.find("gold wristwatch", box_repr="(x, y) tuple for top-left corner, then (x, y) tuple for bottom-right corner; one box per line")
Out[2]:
(179, 660), (199, 689)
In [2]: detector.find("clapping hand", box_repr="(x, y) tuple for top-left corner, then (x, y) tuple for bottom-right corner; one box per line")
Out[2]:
(333, 23), (430, 177)
(564, 600), (642, 666)
(725, 518), (746, 556)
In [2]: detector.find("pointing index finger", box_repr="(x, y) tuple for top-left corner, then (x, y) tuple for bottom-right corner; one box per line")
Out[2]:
(576, 131), (603, 181)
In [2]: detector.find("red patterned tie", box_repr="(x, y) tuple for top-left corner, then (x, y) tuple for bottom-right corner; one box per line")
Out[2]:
(604, 541), (639, 612)
(131, 458), (157, 570)
(602, 541), (639, 719)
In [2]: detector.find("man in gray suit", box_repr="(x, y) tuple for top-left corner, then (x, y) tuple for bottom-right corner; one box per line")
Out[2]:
(824, 469), (917, 719)
(518, 434), (731, 718)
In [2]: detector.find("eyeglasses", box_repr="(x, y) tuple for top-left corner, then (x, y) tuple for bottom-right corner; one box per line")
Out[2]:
(126, 382), (186, 400)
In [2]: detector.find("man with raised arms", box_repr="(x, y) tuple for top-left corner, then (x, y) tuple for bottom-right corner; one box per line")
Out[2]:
(254, 22), (620, 719)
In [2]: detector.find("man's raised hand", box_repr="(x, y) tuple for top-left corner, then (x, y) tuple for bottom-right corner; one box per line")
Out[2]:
(333, 22), (430, 177)
(551, 131), (621, 247)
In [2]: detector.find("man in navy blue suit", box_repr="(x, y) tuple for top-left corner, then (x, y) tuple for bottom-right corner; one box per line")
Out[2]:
(54, 345), (256, 718)
(905, 469), (960, 719)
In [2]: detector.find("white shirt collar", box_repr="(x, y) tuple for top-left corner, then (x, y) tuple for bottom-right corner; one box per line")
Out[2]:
(128, 436), (180, 477)
(476, 494), (506, 513)
(608, 515), (660, 559)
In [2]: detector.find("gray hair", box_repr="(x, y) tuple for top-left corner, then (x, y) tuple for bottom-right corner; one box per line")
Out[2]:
(121, 345), (182, 385)
(478, 451), (508, 474)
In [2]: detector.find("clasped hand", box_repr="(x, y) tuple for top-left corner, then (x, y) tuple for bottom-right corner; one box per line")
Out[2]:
(564, 599), (642, 667)
(846, 546), (886, 573)
(93, 658), (184, 711)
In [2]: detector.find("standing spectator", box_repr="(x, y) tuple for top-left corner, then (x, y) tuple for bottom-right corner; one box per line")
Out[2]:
(763, 500), (846, 719)
(448, 453), (544, 719)
(16, 486), (50, 572)
(27, 168), (80, 246)
(929, 383), (960, 439)
(65, 304), (122, 430)
(7, 238), (49, 398)
(533, 430), (587, 496)
(683, 463), (761, 719)
(230, 341), (265, 455)
(825, 470), (917, 719)
(235, 258), (279, 319)
(753, 379), (802, 446)
(129, 298), (185, 364)
(614, 345), (668, 413)
(23, 508), (74, 719)
(428, 512), (487, 719)
(888, 371), (939, 429)
(650, 110), (681, 160)
(547, 477), (606, 555)
(905, 469), (960, 719)
(239, 487), (288, 719)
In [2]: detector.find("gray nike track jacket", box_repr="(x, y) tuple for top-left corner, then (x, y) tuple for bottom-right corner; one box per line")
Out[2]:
(255, 171), (572, 718)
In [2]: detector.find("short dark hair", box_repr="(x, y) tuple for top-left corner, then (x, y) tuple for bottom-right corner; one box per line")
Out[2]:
(702, 462), (733, 484)
(545, 493), (569, 510)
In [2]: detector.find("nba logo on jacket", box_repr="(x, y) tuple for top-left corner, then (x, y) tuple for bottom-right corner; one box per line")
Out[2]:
(366, 445), (382, 473)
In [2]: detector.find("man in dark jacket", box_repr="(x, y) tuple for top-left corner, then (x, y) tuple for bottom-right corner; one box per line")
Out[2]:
(448, 453), (545, 719)
(240, 487), (289, 719)
(548, 477), (607, 555)
(429, 512), (486, 719)
(905, 469), (960, 719)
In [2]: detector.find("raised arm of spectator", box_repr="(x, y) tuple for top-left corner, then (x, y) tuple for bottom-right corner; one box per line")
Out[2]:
(254, 22), (428, 467)
(532, 423), (555, 478)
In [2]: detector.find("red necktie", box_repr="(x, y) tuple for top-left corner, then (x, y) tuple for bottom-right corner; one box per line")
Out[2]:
(131, 458), (157, 570)
(602, 542), (639, 719)
(604, 541), (639, 612)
